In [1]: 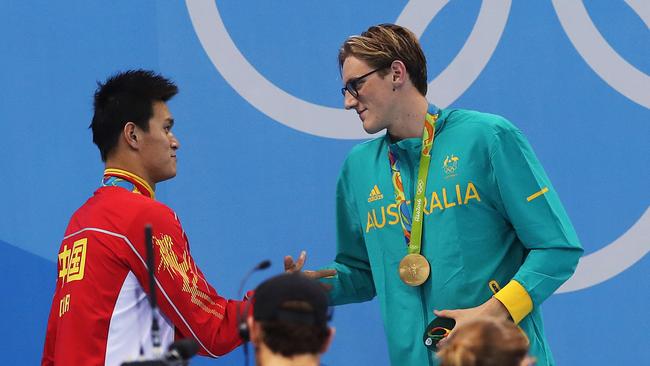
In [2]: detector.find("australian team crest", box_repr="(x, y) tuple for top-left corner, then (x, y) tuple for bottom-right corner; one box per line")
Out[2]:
(443, 154), (459, 177)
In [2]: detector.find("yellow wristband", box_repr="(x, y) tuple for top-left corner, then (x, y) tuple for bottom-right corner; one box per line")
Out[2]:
(493, 280), (533, 324)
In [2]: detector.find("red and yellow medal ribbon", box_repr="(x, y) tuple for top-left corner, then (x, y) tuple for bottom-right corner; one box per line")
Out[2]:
(388, 109), (438, 254)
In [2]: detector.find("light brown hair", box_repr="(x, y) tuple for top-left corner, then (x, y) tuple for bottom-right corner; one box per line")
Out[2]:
(338, 23), (428, 96)
(437, 318), (529, 366)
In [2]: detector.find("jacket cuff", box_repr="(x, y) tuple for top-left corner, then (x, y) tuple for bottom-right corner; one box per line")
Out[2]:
(493, 280), (533, 324)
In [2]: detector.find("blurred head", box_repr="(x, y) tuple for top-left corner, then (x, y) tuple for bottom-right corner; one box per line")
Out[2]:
(437, 318), (533, 366)
(249, 273), (333, 359)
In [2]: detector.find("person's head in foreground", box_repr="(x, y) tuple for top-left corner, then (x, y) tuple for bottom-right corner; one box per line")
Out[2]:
(437, 317), (536, 366)
(248, 273), (334, 366)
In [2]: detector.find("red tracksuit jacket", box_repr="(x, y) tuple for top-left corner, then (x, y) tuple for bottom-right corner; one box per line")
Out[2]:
(42, 170), (245, 365)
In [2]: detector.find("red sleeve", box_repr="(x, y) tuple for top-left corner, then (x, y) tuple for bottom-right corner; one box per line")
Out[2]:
(125, 203), (246, 357)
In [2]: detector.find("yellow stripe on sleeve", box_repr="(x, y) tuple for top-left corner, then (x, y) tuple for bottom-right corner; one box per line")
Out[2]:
(526, 187), (549, 202)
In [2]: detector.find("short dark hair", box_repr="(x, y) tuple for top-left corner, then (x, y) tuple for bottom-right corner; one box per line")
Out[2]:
(90, 70), (178, 161)
(338, 24), (428, 96)
(253, 273), (331, 357)
(259, 319), (330, 357)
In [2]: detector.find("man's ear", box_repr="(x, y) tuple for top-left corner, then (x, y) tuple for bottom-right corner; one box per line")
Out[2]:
(390, 60), (408, 86)
(123, 122), (139, 149)
(247, 317), (261, 345)
(320, 327), (336, 354)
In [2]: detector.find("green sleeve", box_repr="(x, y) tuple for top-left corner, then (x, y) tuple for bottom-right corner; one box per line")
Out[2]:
(490, 126), (583, 309)
(320, 161), (376, 305)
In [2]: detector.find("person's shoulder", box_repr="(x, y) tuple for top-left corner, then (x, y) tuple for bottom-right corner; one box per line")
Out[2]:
(344, 135), (386, 164)
(102, 187), (176, 219)
(128, 196), (181, 235)
(350, 135), (385, 153)
(137, 195), (175, 217)
(444, 108), (519, 135)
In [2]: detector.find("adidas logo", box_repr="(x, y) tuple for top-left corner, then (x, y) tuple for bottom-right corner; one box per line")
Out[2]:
(368, 185), (384, 203)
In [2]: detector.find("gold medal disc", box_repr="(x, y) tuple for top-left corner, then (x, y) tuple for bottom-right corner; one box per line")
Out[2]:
(399, 253), (430, 286)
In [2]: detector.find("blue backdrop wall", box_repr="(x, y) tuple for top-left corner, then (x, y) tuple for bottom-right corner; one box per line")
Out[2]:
(0, 1), (648, 364)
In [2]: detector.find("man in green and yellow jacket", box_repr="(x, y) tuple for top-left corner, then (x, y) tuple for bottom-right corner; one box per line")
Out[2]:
(286, 24), (582, 366)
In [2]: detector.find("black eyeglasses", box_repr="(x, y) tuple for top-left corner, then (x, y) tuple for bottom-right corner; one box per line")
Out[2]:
(341, 68), (383, 98)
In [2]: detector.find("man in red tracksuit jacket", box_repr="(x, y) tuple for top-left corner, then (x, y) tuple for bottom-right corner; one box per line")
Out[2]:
(42, 70), (247, 365)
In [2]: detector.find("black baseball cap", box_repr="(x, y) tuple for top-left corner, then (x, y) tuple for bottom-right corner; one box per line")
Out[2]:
(253, 273), (330, 327)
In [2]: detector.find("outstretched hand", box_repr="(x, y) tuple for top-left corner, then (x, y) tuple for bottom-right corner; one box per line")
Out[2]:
(284, 251), (337, 290)
(284, 250), (307, 273)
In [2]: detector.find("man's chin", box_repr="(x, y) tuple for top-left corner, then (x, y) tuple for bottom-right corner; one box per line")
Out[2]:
(362, 123), (383, 135)
(157, 172), (177, 183)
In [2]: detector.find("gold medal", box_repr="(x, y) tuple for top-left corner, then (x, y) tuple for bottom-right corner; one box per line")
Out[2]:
(399, 253), (430, 286)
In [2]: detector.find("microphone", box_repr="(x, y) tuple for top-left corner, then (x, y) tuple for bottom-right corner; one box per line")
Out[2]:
(145, 224), (162, 354)
(255, 260), (271, 271)
(237, 260), (272, 301)
(163, 338), (200, 362)
(121, 339), (199, 366)
(236, 260), (272, 366)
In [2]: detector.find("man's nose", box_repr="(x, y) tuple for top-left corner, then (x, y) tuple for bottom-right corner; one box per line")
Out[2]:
(170, 134), (180, 150)
(343, 90), (357, 110)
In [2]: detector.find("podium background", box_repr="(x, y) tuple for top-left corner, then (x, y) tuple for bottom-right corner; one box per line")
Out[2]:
(0, 1), (648, 364)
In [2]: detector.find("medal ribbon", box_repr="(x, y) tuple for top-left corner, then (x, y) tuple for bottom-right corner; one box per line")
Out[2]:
(388, 111), (438, 255)
(102, 168), (155, 199)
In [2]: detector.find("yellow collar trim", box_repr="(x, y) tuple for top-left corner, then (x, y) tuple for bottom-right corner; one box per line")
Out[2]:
(103, 168), (155, 199)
